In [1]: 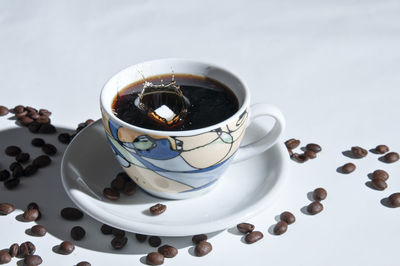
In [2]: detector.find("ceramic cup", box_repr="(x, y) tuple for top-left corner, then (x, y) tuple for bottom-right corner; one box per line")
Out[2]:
(100, 58), (285, 199)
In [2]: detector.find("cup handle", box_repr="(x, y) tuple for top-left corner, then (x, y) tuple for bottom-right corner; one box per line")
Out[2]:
(233, 103), (285, 163)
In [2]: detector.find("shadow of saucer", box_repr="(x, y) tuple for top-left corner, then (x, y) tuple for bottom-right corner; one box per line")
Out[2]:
(0, 126), (203, 255)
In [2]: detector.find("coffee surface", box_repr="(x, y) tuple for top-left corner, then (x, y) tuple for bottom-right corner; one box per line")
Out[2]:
(112, 74), (239, 131)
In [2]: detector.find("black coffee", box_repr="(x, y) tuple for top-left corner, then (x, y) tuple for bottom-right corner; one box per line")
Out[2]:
(112, 74), (239, 131)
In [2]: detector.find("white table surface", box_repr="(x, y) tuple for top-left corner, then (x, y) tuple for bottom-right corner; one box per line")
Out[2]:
(1, 1), (400, 265)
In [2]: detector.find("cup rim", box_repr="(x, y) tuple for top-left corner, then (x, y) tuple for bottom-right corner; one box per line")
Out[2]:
(100, 58), (250, 137)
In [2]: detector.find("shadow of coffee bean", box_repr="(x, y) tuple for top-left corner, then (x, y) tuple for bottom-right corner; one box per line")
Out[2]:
(300, 206), (311, 216)
(380, 198), (395, 208)
(188, 246), (196, 256)
(268, 224), (277, 236)
(227, 226), (242, 236)
(306, 191), (314, 201)
(336, 166), (344, 174)
(369, 148), (379, 154)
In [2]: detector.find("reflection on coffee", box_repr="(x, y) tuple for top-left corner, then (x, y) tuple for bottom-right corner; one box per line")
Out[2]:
(112, 74), (239, 131)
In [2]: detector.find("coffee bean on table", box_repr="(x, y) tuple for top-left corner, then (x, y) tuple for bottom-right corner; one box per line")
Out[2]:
(158, 245), (178, 258)
(4, 177), (20, 189)
(111, 236), (128, 249)
(0, 105), (9, 116)
(28, 122), (41, 133)
(0, 250), (11, 264)
(285, 138), (300, 150)
(58, 241), (75, 255)
(111, 175), (127, 191)
(280, 211), (296, 224)
(60, 207), (83, 220)
(371, 177), (387, 191)
(58, 133), (71, 144)
(192, 234), (207, 244)
(24, 165), (38, 177)
(100, 224), (113, 235)
(291, 153), (308, 163)
(20, 116), (34, 126)
(37, 115), (50, 124)
(0, 169), (10, 181)
(32, 155), (51, 168)
(245, 231), (263, 244)
(27, 202), (39, 210)
(304, 150), (317, 159)
(306, 143), (322, 153)
(313, 188), (327, 201)
(194, 241), (212, 257)
(149, 236), (162, 247)
(237, 223), (255, 234)
(13, 105), (25, 114)
(372, 169), (389, 181)
(19, 241), (36, 256)
(146, 252), (164, 265)
(150, 203), (166, 215)
(71, 226), (86, 240)
(103, 187), (120, 200)
(16, 111), (28, 120)
(77, 262), (91, 266)
(388, 193), (400, 207)
(351, 146), (368, 158)
(38, 123), (56, 134)
(112, 228), (125, 237)
(0, 203), (15, 215)
(31, 138), (45, 147)
(23, 209), (40, 222)
(39, 109), (51, 116)
(5, 145), (21, 156)
(30, 225), (47, 236)
(307, 201), (323, 215)
(123, 181), (136, 196)
(341, 163), (356, 174)
(24, 254), (42, 265)
(16, 152), (30, 163)
(135, 233), (147, 242)
(9, 243), (19, 257)
(375, 145), (389, 154)
(9, 162), (22, 171)
(12, 166), (24, 178)
(273, 221), (288, 235)
(383, 152), (399, 163)
(41, 144), (57, 156)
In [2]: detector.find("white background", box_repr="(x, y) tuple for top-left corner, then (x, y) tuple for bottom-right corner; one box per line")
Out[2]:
(1, 1), (400, 265)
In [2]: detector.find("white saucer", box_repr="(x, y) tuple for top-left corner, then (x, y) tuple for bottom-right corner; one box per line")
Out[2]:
(61, 120), (288, 237)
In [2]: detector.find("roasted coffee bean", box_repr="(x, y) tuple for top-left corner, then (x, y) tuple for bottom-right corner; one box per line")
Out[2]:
(16, 152), (30, 163)
(31, 138), (45, 147)
(195, 241), (212, 257)
(112, 228), (125, 237)
(38, 123), (56, 134)
(58, 241), (75, 255)
(103, 187), (120, 200)
(0, 250), (11, 264)
(12, 166), (23, 178)
(37, 115), (50, 124)
(245, 231), (263, 244)
(13, 105), (25, 114)
(285, 138), (300, 150)
(149, 236), (162, 247)
(58, 133), (71, 144)
(351, 146), (368, 158)
(100, 224), (113, 235)
(60, 207), (83, 220)
(306, 143), (322, 153)
(27, 202), (39, 210)
(116, 172), (131, 181)
(28, 121), (41, 133)
(0, 203), (15, 215)
(23, 209), (39, 222)
(9, 162), (22, 171)
(307, 201), (323, 215)
(150, 203), (166, 215)
(77, 262), (91, 266)
(9, 243), (19, 257)
(372, 170), (389, 181)
(341, 163), (356, 174)
(4, 177), (20, 189)
(383, 152), (399, 163)
(28, 111), (39, 120)
(0, 169), (10, 181)
(375, 145), (389, 154)
(85, 119), (94, 126)
(192, 234), (207, 244)
(111, 175), (126, 191)
(24, 165), (38, 177)
(371, 177), (387, 191)
(280, 211), (296, 224)
(16, 111), (28, 119)
(71, 226), (86, 240)
(388, 193), (400, 207)
(304, 150), (317, 159)
(30, 225), (47, 236)
(32, 155), (51, 168)
(237, 223), (255, 234)
(135, 233), (147, 242)
(123, 181), (136, 196)
(25, 106), (37, 114)
(158, 245), (178, 258)
(24, 254), (42, 265)
(146, 252), (164, 265)
(111, 236), (128, 249)
(291, 153), (308, 163)
(0, 105), (9, 116)
(41, 143), (57, 156)
(5, 145), (21, 156)
(38, 109), (51, 116)
(273, 221), (288, 235)
(313, 188), (327, 201)
(20, 116), (34, 126)
(19, 241), (36, 256)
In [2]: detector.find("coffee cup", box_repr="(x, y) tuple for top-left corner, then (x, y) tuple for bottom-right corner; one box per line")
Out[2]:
(100, 58), (285, 199)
